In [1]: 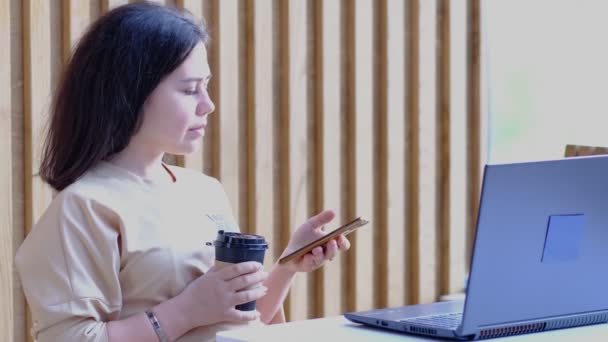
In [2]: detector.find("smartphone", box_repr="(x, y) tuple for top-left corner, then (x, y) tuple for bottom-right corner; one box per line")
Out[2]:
(278, 217), (369, 265)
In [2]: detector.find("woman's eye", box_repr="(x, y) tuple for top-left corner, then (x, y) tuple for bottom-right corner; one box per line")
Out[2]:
(184, 89), (198, 95)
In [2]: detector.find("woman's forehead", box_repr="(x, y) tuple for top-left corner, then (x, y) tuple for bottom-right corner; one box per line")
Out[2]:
(173, 43), (211, 79)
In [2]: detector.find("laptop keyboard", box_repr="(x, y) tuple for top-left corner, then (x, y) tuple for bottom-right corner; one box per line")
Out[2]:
(399, 312), (463, 329)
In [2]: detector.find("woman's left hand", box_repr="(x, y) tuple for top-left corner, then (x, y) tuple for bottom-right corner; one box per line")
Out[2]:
(279, 210), (351, 273)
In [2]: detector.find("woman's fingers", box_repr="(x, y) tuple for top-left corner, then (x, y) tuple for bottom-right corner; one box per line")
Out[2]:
(216, 261), (263, 281)
(325, 239), (338, 261)
(227, 270), (268, 292)
(338, 234), (351, 251)
(302, 240), (340, 269)
(301, 253), (317, 268)
(226, 309), (261, 322)
(230, 286), (268, 307)
(311, 246), (325, 265)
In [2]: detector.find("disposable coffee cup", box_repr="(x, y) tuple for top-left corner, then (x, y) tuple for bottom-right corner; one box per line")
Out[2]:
(212, 230), (269, 311)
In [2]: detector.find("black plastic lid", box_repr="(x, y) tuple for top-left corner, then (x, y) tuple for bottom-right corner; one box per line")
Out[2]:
(213, 230), (268, 249)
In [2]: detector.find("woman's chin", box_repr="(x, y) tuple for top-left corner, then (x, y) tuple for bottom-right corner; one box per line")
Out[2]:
(165, 141), (203, 157)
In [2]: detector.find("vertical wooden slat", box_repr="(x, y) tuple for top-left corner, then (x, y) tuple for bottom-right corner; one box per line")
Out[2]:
(385, 0), (407, 307)
(177, 0), (202, 17)
(1, 1), (15, 341)
(284, 0), (313, 321)
(436, 0), (451, 298)
(202, 0), (219, 178)
(215, 0), (241, 221)
(23, 1), (54, 341)
(175, 0), (208, 172)
(373, 0), (389, 309)
(176, 0), (205, 171)
(89, 0), (100, 21)
(146, 0), (176, 7)
(406, 0), (421, 305)
(100, 0), (129, 13)
(449, 0), (468, 295)
(275, 0), (291, 318)
(417, 0), (438, 304)
(307, 0), (321, 318)
(342, 0), (355, 311)
(344, 0), (375, 312)
(62, 0), (90, 64)
(11, 1), (27, 340)
(466, 0), (481, 268)
(183, 0), (207, 172)
(247, 0), (276, 265)
(237, 2), (251, 234)
(316, 0), (344, 317)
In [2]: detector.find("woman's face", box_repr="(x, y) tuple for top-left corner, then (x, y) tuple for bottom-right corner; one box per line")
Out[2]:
(133, 42), (214, 156)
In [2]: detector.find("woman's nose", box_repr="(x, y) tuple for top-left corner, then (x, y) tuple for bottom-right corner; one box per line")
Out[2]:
(197, 94), (215, 117)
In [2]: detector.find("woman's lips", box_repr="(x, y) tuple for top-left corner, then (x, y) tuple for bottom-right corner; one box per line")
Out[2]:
(189, 124), (206, 131)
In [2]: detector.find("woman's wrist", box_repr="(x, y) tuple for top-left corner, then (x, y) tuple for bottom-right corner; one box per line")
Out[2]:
(273, 261), (297, 277)
(152, 294), (195, 341)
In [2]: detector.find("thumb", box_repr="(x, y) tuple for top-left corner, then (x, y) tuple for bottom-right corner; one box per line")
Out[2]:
(304, 210), (336, 232)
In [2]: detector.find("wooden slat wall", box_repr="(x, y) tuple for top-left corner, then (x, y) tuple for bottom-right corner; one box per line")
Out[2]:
(466, 0), (482, 266)
(1, 1), (16, 342)
(405, 0), (421, 305)
(2, 1), (483, 340)
(7, 0), (27, 340)
(316, 0), (344, 317)
(101, 0), (129, 14)
(62, 0), (91, 64)
(216, 0), (242, 224)
(247, 0), (276, 266)
(23, 1), (56, 342)
(348, 0), (376, 313)
(437, 0), (451, 299)
(384, 0), (407, 307)
(283, 0), (313, 320)
(417, 0), (439, 305)
(449, 0), (469, 295)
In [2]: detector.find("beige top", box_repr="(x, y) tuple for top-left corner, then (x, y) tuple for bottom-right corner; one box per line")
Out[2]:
(15, 161), (260, 342)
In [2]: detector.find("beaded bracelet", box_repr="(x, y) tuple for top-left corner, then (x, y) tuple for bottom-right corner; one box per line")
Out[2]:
(145, 309), (170, 342)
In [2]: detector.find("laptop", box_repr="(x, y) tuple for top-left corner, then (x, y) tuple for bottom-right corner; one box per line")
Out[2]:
(345, 156), (608, 340)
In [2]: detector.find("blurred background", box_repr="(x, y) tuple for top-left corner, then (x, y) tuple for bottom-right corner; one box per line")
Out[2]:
(3, 0), (606, 341)
(485, 0), (608, 163)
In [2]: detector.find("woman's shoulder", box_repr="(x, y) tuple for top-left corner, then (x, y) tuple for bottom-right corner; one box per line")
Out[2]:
(23, 163), (129, 241)
(52, 164), (128, 210)
(32, 168), (122, 231)
(16, 167), (121, 270)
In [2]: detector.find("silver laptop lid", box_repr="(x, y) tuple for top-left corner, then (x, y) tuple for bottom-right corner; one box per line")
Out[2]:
(460, 155), (608, 335)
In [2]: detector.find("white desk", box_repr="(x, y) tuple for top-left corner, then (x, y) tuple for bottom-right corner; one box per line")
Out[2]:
(216, 315), (608, 341)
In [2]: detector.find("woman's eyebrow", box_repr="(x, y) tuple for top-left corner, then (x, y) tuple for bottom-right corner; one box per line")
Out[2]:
(180, 74), (213, 83)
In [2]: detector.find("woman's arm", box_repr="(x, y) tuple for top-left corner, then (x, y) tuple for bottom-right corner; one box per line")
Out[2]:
(108, 261), (266, 341)
(256, 264), (296, 324)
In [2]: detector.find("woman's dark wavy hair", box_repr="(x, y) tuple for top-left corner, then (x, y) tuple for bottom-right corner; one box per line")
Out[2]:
(40, 1), (209, 191)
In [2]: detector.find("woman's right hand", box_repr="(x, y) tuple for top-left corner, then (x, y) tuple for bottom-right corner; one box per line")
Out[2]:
(176, 261), (268, 328)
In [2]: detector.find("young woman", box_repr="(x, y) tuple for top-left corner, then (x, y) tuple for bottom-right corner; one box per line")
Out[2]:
(15, 2), (350, 341)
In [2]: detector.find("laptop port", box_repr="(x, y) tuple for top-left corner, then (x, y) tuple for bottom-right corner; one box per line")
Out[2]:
(380, 321), (389, 327)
